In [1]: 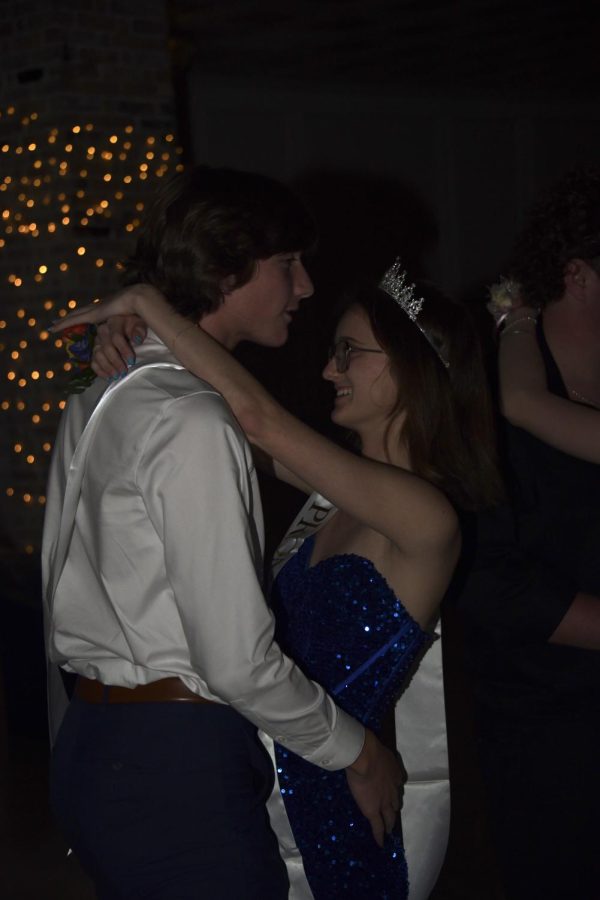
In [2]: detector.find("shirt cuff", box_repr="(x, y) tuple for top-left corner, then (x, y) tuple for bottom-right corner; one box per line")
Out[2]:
(293, 704), (365, 771)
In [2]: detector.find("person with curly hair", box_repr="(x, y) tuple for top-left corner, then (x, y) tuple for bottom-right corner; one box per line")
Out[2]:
(497, 167), (600, 461)
(460, 168), (600, 900)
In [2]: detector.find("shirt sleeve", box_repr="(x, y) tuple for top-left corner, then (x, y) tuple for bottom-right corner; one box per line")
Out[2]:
(136, 389), (365, 771)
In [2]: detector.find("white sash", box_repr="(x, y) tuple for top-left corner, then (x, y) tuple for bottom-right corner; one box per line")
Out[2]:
(265, 492), (450, 900)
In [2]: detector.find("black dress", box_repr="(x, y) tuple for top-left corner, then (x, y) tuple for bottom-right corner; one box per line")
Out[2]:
(458, 320), (600, 900)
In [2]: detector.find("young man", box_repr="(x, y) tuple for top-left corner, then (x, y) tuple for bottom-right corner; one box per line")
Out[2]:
(42, 166), (404, 899)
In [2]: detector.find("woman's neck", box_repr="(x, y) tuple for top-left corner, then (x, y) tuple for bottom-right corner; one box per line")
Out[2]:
(359, 428), (411, 470)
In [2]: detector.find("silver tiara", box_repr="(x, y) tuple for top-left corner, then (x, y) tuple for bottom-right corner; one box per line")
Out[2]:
(379, 258), (449, 368)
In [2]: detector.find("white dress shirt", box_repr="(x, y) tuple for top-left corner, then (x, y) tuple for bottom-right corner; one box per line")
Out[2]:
(42, 331), (364, 770)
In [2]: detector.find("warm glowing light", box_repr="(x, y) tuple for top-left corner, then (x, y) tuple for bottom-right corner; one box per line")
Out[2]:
(1, 112), (182, 544)
(14, 443), (22, 453)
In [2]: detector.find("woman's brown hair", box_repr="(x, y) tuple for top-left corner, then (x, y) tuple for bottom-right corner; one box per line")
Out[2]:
(348, 282), (503, 511)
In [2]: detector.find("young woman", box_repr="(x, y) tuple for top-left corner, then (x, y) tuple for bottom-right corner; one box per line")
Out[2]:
(474, 168), (600, 900)
(52, 264), (501, 899)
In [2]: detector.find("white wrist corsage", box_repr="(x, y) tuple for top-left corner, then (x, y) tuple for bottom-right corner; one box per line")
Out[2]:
(486, 277), (522, 327)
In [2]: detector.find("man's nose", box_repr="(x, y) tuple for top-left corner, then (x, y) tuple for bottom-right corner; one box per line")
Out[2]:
(295, 263), (314, 300)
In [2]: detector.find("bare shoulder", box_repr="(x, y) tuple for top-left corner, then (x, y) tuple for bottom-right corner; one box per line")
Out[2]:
(375, 463), (460, 557)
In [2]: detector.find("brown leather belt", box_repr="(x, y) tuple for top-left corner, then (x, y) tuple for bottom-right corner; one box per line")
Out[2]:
(74, 675), (216, 705)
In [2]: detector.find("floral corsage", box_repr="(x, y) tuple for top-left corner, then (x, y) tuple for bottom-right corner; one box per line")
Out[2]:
(62, 324), (97, 393)
(486, 277), (522, 327)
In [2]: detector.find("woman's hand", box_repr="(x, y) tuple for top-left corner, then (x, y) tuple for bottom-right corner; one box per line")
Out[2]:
(92, 316), (147, 379)
(49, 284), (164, 378)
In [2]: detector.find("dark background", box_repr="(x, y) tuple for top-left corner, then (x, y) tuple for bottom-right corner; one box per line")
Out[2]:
(1, 1), (599, 896)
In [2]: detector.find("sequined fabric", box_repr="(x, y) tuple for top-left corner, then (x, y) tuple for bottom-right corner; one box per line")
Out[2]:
(272, 536), (431, 899)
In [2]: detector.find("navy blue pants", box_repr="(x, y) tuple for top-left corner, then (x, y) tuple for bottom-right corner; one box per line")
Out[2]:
(50, 698), (289, 899)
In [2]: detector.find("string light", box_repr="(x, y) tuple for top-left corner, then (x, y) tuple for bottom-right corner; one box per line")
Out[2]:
(1, 105), (182, 550)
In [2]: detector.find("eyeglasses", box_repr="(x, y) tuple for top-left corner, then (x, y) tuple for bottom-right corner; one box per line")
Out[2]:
(328, 339), (384, 374)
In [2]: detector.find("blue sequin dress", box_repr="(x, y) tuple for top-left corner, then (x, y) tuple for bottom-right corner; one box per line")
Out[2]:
(272, 535), (431, 899)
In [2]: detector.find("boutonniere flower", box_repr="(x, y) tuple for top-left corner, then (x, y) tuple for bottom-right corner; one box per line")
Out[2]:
(62, 324), (97, 393)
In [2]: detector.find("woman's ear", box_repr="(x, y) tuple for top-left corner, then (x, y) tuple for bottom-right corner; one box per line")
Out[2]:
(564, 258), (587, 298)
(220, 274), (237, 296)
